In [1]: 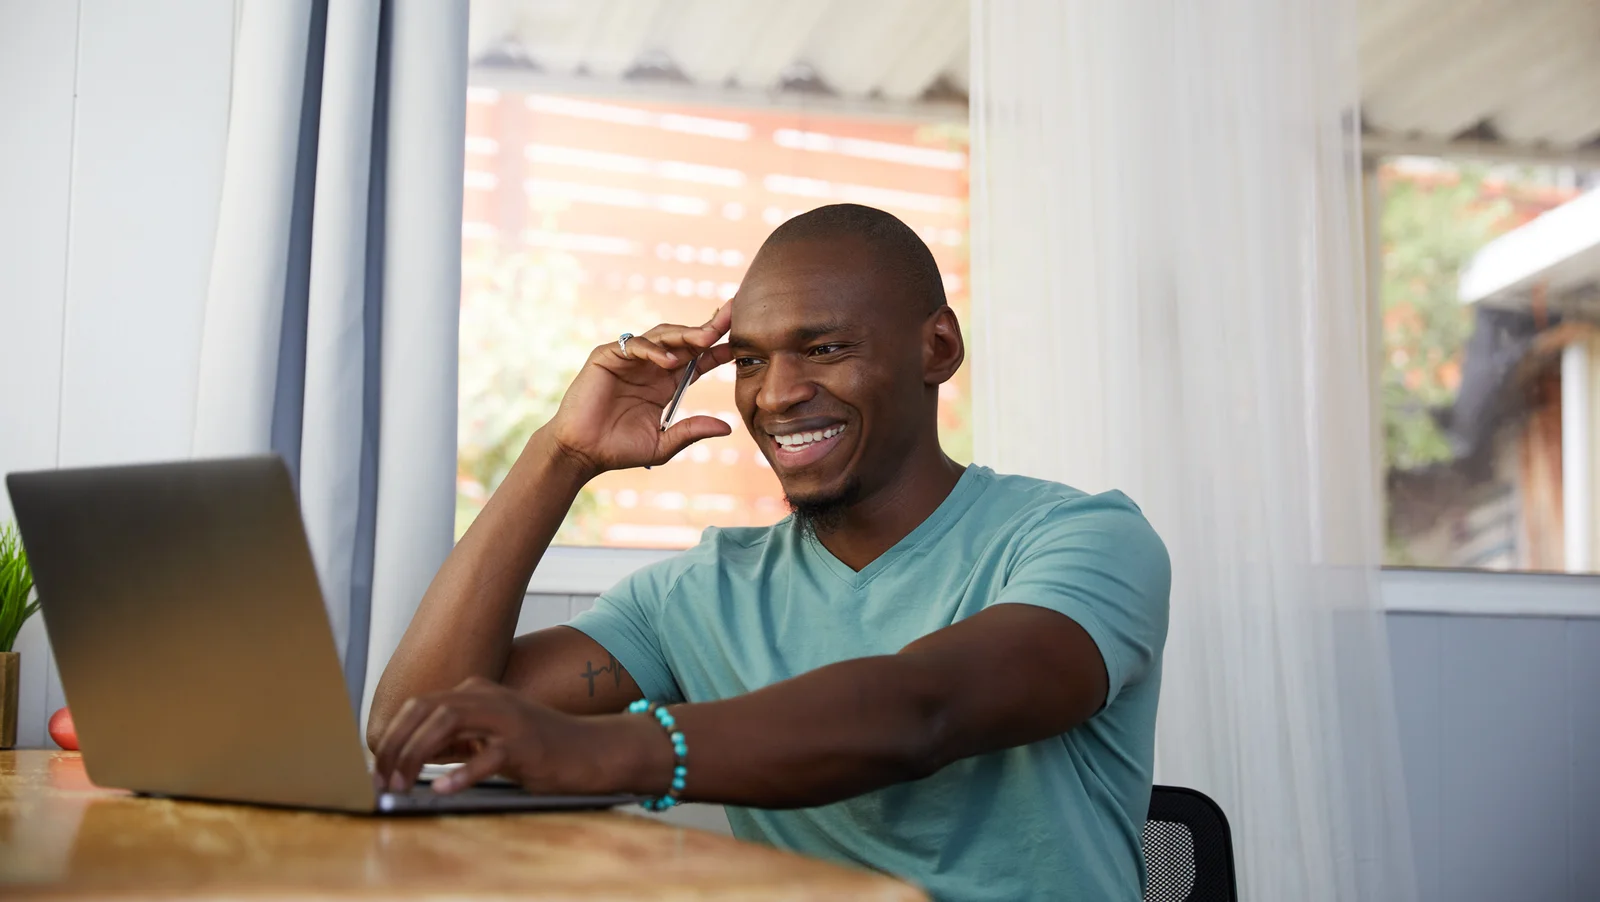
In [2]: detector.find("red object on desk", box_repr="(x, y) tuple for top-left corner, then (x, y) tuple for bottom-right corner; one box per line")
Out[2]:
(48, 707), (78, 750)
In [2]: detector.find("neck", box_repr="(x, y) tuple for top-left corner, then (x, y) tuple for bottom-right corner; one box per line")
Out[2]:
(812, 438), (965, 571)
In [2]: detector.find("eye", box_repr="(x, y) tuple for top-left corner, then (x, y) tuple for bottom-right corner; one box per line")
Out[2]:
(808, 344), (844, 357)
(734, 356), (763, 369)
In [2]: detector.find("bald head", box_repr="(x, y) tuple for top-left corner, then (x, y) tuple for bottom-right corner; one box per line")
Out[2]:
(751, 204), (946, 316)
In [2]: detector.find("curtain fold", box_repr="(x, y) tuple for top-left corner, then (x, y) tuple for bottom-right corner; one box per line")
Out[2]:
(301, 0), (382, 705)
(361, 0), (469, 724)
(193, 0), (467, 713)
(970, 2), (1416, 900)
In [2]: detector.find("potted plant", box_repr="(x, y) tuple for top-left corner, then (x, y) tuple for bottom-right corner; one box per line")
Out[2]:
(0, 523), (41, 749)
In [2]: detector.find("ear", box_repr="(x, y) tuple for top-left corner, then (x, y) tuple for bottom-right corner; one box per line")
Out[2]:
(922, 305), (965, 386)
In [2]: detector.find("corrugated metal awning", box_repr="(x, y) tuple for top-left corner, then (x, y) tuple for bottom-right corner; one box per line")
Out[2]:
(470, 0), (1600, 159)
(468, 0), (969, 104)
(1359, 0), (1600, 159)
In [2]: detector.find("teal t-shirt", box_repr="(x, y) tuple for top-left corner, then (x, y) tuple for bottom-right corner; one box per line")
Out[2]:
(570, 465), (1170, 902)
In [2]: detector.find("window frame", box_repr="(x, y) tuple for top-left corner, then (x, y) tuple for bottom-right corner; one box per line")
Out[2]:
(526, 546), (676, 596)
(464, 69), (970, 597)
(1363, 141), (1600, 615)
(490, 89), (1600, 609)
(1380, 567), (1600, 618)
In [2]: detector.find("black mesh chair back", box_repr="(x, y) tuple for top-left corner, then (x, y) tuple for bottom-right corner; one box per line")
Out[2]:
(1142, 785), (1239, 902)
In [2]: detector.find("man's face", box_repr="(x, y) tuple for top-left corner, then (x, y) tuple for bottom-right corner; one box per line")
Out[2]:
(729, 236), (932, 512)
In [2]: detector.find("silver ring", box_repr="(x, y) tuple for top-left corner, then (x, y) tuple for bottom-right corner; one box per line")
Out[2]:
(617, 332), (634, 358)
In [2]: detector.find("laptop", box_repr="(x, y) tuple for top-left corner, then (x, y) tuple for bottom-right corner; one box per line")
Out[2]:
(6, 455), (636, 815)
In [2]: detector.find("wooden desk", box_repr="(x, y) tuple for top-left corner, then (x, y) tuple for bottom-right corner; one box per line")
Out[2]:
(0, 751), (925, 901)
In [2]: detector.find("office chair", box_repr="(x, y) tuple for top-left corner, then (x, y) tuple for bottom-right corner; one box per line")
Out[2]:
(1142, 785), (1239, 902)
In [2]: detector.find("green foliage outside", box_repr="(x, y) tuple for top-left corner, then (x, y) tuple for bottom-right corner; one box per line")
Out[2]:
(456, 224), (671, 544)
(1379, 166), (1513, 472)
(0, 523), (40, 654)
(455, 241), (600, 544)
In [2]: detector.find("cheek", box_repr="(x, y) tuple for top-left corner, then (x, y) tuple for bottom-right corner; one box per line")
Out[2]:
(734, 379), (757, 427)
(818, 363), (892, 419)
(870, 363), (930, 434)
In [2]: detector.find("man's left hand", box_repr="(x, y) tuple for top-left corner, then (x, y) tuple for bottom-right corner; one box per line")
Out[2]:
(370, 677), (665, 796)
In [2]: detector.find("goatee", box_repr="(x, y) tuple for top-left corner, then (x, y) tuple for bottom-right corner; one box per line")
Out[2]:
(786, 477), (863, 540)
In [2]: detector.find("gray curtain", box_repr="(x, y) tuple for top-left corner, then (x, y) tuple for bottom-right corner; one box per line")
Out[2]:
(193, 0), (467, 716)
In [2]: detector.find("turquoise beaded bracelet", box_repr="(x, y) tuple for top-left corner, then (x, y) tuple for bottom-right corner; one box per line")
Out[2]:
(627, 699), (688, 811)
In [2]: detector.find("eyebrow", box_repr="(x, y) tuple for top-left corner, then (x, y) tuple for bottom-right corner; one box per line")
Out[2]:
(729, 320), (855, 351)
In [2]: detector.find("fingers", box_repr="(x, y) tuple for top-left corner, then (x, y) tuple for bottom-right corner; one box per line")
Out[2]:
(656, 414), (734, 463)
(695, 343), (735, 378)
(372, 696), (437, 783)
(387, 702), (469, 792)
(640, 328), (719, 357)
(605, 306), (732, 375)
(652, 340), (732, 387)
(373, 677), (502, 784)
(432, 741), (509, 795)
(702, 300), (732, 336)
(640, 308), (730, 355)
(613, 335), (681, 369)
(383, 692), (505, 793)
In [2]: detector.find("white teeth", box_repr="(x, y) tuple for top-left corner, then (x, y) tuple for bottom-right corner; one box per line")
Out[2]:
(772, 425), (844, 450)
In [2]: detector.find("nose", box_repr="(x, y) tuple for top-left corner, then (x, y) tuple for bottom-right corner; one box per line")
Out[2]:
(755, 353), (817, 414)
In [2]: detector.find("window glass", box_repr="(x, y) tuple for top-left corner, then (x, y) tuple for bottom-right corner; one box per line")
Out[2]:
(1379, 157), (1600, 573)
(458, 89), (971, 546)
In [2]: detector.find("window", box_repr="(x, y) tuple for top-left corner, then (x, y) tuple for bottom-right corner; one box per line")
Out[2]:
(1377, 157), (1600, 574)
(456, 86), (970, 548)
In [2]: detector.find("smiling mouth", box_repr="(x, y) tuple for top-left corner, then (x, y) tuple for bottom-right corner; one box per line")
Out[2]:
(766, 424), (848, 467)
(771, 424), (845, 451)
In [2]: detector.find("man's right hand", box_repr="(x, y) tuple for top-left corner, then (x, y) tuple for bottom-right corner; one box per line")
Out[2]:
(544, 301), (736, 477)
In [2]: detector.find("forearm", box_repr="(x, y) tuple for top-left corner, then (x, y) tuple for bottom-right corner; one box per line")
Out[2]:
(598, 607), (1104, 808)
(652, 654), (959, 809)
(367, 429), (592, 742)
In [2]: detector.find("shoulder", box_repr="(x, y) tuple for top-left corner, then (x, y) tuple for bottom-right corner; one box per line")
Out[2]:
(601, 521), (786, 604)
(973, 467), (1169, 576)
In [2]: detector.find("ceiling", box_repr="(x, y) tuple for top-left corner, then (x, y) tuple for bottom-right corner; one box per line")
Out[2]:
(469, 0), (1600, 159)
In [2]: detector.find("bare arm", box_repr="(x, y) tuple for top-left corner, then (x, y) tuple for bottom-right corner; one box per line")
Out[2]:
(367, 306), (736, 749)
(662, 603), (1109, 807)
(372, 603), (1111, 804)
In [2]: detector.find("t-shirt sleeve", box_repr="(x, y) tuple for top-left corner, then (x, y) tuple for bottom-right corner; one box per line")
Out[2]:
(567, 561), (686, 704)
(989, 493), (1171, 709)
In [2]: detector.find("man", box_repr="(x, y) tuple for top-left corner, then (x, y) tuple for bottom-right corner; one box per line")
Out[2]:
(369, 204), (1169, 901)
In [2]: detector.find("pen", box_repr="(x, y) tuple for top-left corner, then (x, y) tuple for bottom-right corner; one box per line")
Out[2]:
(660, 352), (700, 433)
(644, 353), (701, 472)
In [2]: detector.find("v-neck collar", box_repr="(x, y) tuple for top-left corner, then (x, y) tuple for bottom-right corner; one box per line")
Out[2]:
(803, 465), (992, 591)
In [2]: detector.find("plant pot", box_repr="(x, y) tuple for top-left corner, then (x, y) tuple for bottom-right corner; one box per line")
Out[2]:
(0, 651), (17, 749)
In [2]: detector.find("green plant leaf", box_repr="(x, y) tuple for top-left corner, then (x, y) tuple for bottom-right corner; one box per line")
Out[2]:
(0, 523), (39, 653)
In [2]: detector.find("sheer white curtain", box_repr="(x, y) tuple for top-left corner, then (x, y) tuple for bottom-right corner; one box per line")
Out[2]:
(970, 2), (1415, 900)
(194, 0), (468, 717)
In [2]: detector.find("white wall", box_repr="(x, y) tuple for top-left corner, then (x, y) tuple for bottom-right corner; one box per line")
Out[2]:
(1387, 608), (1600, 902)
(0, 0), (234, 747)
